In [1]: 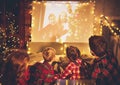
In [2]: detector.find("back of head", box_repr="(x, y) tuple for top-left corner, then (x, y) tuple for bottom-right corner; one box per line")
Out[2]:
(66, 46), (81, 62)
(2, 49), (30, 85)
(8, 49), (30, 65)
(42, 47), (56, 62)
(89, 35), (107, 57)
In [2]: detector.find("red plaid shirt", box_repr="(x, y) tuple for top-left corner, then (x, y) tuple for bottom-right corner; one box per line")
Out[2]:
(19, 69), (29, 85)
(55, 58), (82, 80)
(42, 61), (55, 83)
(28, 61), (55, 85)
(92, 55), (120, 85)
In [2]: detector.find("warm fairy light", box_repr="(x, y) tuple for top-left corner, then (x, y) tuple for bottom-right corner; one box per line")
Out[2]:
(64, 44), (67, 48)
(90, 0), (97, 35)
(32, 6), (35, 10)
(114, 33), (117, 35)
(56, 39), (59, 42)
(60, 47), (63, 51)
(32, 23), (34, 27)
(100, 15), (120, 36)
(111, 30), (114, 33)
(32, 16), (35, 27)
(37, 2), (41, 4)
(86, 3), (89, 5)
(32, 17), (35, 20)
(105, 16), (109, 20)
(44, 3), (47, 6)
(27, 47), (31, 54)
(56, 38), (64, 43)
(100, 14), (104, 18)
(33, 1), (37, 4)
(63, 44), (67, 54)
(26, 42), (29, 49)
(27, 50), (31, 54)
(116, 27), (119, 30)
(100, 28), (102, 35)
(111, 23), (115, 26)
(30, 34), (32, 41)
(26, 42), (31, 54)
(28, 47), (31, 51)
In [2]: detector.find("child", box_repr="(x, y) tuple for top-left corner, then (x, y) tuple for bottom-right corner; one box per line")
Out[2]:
(89, 35), (120, 85)
(28, 47), (56, 85)
(54, 46), (82, 80)
(1, 49), (30, 85)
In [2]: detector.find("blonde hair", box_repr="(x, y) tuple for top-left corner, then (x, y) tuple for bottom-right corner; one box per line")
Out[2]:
(42, 47), (56, 62)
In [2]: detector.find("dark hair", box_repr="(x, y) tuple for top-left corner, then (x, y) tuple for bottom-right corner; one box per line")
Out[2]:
(1, 49), (30, 85)
(89, 35), (107, 57)
(66, 46), (81, 62)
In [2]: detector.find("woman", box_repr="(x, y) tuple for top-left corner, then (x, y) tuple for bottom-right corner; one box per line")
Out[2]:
(1, 49), (30, 85)
(89, 35), (120, 85)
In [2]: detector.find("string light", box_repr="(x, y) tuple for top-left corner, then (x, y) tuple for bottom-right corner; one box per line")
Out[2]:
(29, 0), (96, 55)
(93, 0), (102, 35)
(100, 15), (120, 36)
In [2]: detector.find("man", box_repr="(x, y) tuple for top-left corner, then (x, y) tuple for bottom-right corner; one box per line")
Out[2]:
(89, 35), (120, 85)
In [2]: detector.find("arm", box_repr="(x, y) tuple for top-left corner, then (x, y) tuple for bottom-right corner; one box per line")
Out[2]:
(60, 63), (73, 79)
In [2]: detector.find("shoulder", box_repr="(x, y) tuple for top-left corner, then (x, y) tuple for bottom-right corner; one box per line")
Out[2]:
(76, 58), (82, 64)
(29, 62), (43, 71)
(66, 62), (76, 69)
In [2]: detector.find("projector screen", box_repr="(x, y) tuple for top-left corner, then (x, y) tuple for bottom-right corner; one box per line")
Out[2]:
(31, 1), (94, 43)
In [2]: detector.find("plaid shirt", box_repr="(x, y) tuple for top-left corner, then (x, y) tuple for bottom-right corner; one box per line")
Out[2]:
(19, 69), (29, 85)
(55, 58), (82, 80)
(28, 61), (55, 85)
(42, 61), (55, 83)
(92, 55), (120, 85)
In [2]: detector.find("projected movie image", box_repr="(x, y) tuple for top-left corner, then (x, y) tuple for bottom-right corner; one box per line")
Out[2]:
(32, 1), (94, 42)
